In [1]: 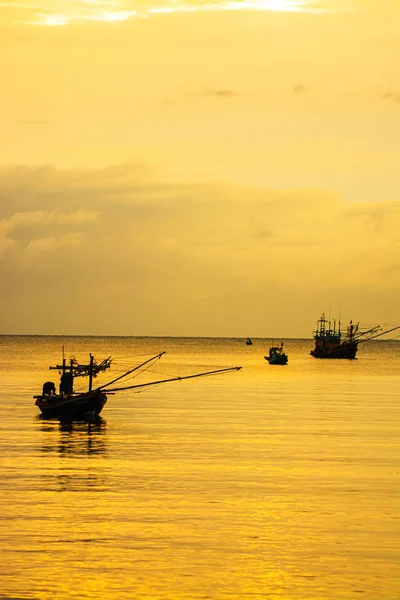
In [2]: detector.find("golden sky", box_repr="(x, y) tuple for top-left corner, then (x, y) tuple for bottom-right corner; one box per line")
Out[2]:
(0, 0), (399, 335)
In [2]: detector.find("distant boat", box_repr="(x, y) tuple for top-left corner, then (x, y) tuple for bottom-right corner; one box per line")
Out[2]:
(310, 313), (400, 359)
(265, 342), (288, 365)
(246, 337), (253, 346)
(34, 352), (242, 421)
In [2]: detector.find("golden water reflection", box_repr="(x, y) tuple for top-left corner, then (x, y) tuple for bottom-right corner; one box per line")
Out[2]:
(0, 338), (398, 599)
(39, 417), (107, 457)
(36, 418), (108, 493)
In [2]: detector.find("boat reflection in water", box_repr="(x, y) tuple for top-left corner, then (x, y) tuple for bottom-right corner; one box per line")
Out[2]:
(38, 417), (108, 492)
(39, 416), (107, 457)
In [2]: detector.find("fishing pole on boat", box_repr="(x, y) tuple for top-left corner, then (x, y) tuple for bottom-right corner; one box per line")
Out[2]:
(97, 351), (166, 390)
(104, 366), (242, 393)
(354, 324), (380, 340)
(357, 324), (400, 344)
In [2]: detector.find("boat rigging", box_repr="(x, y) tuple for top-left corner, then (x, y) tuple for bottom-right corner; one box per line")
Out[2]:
(34, 351), (242, 421)
(310, 313), (400, 359)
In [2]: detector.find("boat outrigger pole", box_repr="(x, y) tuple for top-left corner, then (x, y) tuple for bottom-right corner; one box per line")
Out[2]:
(105, 366), (242, 393)
(357, 324), (400, 344)
(354, 324), (380, 340)
(98, 351), (166, 391)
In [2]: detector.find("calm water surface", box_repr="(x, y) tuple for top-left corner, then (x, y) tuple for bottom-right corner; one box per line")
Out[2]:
(0, 336), (399, 600)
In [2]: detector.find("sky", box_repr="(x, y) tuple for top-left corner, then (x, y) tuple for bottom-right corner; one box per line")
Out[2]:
(0, 0), (399, 336)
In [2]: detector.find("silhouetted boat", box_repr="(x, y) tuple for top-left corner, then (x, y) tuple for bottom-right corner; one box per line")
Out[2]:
(246, 337), (253, 345)
(265, 342), (288, 365)
(310, 313), (400, 359)
(34, 354), (111, 419)
(34, 351), (242, 420)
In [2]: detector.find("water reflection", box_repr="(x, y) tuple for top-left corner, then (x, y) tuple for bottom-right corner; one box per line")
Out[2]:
(37, 417), (108, 492)
(38, 416), (107, 457)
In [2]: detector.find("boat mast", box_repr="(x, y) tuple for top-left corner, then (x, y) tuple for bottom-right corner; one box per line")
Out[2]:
(88, 354), (94, 392)
(49, 358), (67, 377)
(317, 313), (327, 336)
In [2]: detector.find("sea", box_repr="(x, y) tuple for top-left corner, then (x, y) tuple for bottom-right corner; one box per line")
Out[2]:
(0, 335), (399, 600)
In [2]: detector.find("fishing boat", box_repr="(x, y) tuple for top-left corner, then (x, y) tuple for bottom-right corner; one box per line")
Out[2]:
(246, 337), (253, 346)
(34, 351), (242, 421)
(265, 342), (288, 365)
(34, 354), (112, 419)
(310, 313), (400, 359)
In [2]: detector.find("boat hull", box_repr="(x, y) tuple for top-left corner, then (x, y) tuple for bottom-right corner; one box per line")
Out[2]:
(35, 391), (107, 420)
(265, 355), (288, 365)
(264, 352), (288, 365)
(310, 341), (358, 359)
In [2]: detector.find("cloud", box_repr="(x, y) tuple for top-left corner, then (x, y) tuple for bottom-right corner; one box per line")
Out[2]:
(18, 120), (53, 125)
(55, 208), (100, 225)
(1, 208), (100, 232)
(292, 84), (307, 93)
(383, 92), (400, 104)
(26, 232), (83, 257)
(3, 0), (334, 26)
(203, 88), (238, 98)
(5, 211), (53, 230)
(0, 162), (398, 335)
(0, 207), (100, 259)
(342, 200), (400, 233)
(174, 86), (241, 101)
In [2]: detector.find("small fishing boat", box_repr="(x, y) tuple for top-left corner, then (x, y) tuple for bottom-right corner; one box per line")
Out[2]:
(34, 351), (242, 421)
(310, 313), (400, 359)
(265, 342), (288, 365)
(246, 337), (253, 346)
(34, 354), (111, 419)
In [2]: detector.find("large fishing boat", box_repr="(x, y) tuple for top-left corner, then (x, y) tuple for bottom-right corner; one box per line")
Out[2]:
(310, 314), (400, 359)
(34, 351), (242, 421)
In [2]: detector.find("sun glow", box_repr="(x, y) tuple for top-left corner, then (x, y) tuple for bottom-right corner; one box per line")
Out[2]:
(220, 0), (308, 12)
(6, 0), (328, 26)
(41, 14), (70, 26)
(91, 10), (136, 21)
